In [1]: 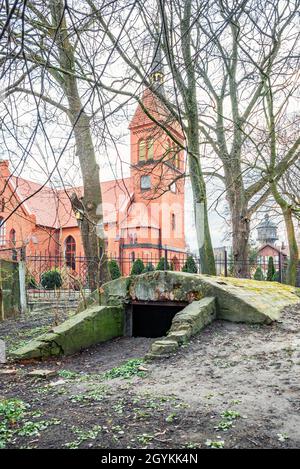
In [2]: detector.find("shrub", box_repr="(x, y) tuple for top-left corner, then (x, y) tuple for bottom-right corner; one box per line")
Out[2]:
(266, 256), (275, 281)
(182, 256), (198, 273)
(156, 257), (170, 271)
(131, 258), (145, 275)
(143, 262), (155, 273)
(108, 260), (121, 280)
(26, 274), (38, 289)
(41, 269), (62, 289)
(272, 270), (280, 282)
(253, 266), (264, 281)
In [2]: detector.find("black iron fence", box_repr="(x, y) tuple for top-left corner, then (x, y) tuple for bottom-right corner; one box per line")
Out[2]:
(0, 247), (299, 293)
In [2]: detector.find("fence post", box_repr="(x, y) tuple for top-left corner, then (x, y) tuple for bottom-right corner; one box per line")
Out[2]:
(224, 249), (228, 277)
(19, 247), (27, 314)
(164, 247), (168, 270)
(278, 253), (282, 283)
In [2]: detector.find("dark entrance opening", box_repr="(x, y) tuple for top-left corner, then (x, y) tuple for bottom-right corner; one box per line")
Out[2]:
(131, 301), (186, 338)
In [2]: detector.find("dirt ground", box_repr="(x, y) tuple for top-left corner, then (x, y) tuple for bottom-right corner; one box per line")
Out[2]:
(1, 304), (300, 449)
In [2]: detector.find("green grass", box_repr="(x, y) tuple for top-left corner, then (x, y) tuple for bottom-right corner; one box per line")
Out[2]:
(17, 419), (61, 437)
(65, 425), (102, 449)
(0, 398), (61, 448)
(103, 359), (146, 380)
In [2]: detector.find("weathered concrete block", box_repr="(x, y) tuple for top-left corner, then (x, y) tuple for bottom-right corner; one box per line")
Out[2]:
(147, 339), (179, 359)
(170, 297), (216, 336)
(27, 369), (57, 379)
(147, 297), (216, 359)
(167, 329), (191, 344)
(12, 305), (124, 360)
(100, 277), (132, 306)
(127, 271), (300, 324)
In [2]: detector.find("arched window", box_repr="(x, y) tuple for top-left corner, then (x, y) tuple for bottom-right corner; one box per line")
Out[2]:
(147, 138), (154, 160)
(131, 251), (135, 262)
(171, 213), (176, 231)
(138, 139), (146, 161)
(9, 228), (16, 246)
(65, 235), (76, 270)
(0, 217), (6, 246)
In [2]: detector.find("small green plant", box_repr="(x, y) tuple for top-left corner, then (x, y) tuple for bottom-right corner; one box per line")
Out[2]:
(215, 420), (233, 431)
(182, 255), (198, 273)
(58, 369), (79, 380)
(108, 260), (121, 280)
(221, 410), (241, 420)
(215, 409), (241, 432)
(0, 399), (28, 448)
(103, 359), (146, 380)
(69, 385), (107, 403)
(277, 432), (289, 442)
(131, 259), (145, 275)
(18, 419), (61, 437)
(65, 425), (102, 449)
(166, 413), (177, 423)
(0, 398), (27, 423)
(266, 256), (275, 281)
(41, 269), (62, 289)
(156, 257), (170, 271)
(253, 266), (264, 281)
(184, 442), (200, 449)
(205, 439), (224, 449)
(136, 433), (154, 445)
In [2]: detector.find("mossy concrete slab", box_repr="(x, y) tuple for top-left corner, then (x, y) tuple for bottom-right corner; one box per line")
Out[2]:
(12, 305), (124, 360)
(201, 276), (299, 323)
(126, 271), (300, 324)
(129, 271), (208, 303)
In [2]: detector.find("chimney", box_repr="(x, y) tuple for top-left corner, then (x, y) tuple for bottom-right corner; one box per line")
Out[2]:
(0, 160), (10, 178)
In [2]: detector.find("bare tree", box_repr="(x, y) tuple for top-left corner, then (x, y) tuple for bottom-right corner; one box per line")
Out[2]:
(190, 0), (300, 276)
(267, 117), (300, 285)
(87, 0), (217, 274)
(0, 0), (114, 287)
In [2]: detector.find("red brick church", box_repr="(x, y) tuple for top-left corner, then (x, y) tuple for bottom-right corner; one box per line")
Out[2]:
(0, 46), (186, 275)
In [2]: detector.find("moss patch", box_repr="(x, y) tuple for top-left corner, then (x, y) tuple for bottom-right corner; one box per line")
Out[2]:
(11, 305), (124, 360)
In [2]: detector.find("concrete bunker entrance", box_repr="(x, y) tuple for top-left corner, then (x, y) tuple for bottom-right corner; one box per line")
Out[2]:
(126, 301), (187, 338)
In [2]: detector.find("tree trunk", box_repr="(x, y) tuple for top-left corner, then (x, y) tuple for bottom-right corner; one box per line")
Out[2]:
(282, 208), (299, 286)
(270, 182), (299, 286)
(71, 112), (110, 289)
(228, 178), (251, 278)
(50, 0), (109, 289)
(187, 120), (216, 275)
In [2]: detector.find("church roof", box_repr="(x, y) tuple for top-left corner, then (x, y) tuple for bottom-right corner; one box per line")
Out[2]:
(8, 174), (133, 229)
(129, 88), (171, 130)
